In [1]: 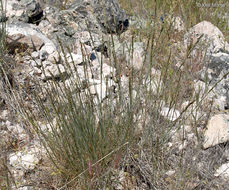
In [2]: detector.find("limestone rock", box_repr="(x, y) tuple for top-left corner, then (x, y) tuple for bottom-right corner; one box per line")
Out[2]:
(17, 186), (34, 190)
(7, 33), (44, 52)
(114, 41), (145, 71)
(91, 60), (115, 80)
(129, 42), (145, 71)
(202, 52), (229, 110)
(89, 81), (113, 101)
(3, 0), (23, 18)
(172, 16), (185, 32)
(9, 150), (40, 170)
(5, 22), (57, 55)
(42, 0), (128, 49)
(203, 114), (229, 149)
(93, 0), (129, 33)
(160, 107), (180, 121)
(31, 51), (39, 59)
(65, 53), (83, 65)
(42, 64), (67, 81)
(184, 21), (229, 55)
(214, 162), (229, 179)
(5, 121), (28, 142)
(0, 110), (9, 121)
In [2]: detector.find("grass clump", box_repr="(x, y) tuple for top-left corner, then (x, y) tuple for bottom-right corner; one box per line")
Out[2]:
(3, 0), (229, 189)
(24, 26), (206, 190)
(23, 39), (139, 188)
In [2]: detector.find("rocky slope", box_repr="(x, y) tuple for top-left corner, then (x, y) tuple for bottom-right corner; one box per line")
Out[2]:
(0, 0), (229, 189)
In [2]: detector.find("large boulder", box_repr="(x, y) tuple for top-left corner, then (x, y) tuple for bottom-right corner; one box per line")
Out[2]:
(185, 21), (229, 110)
(5, 22), (57, 55)
(184, 21), (229, 55)
(39, 0), (128, 50)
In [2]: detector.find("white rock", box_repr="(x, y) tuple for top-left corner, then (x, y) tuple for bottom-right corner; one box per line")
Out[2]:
(193, 80), (216, 100)
(187, 133), (195, 141)
(125, 42), (145, 71)
(161, 107), (180, 121)
(5, 120), (11, 127)
(31, 59), (42, 67)
(31, 51), (39, 59)
(193, 80), (227, 111)
(213, 96), (227, 111)
(7, 123), (25, 135)
(203, 114), (229, 149)
(17, 186), (34, 190)
(131, 44), (145, 70)
(74, 41), (93, 55)
(3, 0), (22, 18)
(73, 32), (101, 48)
(42, 64), (67, 80)
(225, 149), (229, 161)
(214, 162), (229, 179)
(167, 142), (173, 148)
(0, 110), (8, 120)
(184, 21), (229, 54)
(146, 78), (162, 95)
(40, 118), (57, 133)
(138, 68), (161, 94)
(42, 60), (52, 68)
(39, 19), (50, 28)
(211, 52), (229, 58)
(47, 52), (61, 63)
(89, 81), (114, 101)
(151, 68), (161, 77)
(178, 140), (187, 151)
(30, 67), (42, 76)
(92, 62), (115, 80)
(73, 31), (91, 43)
(172, 16), (185, 32)
(165, 170), (175, 176)
(40, 44), (55, 55)
(5, 23), (57, 54)
(9, 151), (39, 170)
(65, 53), (83, 65)
(15, 10), (24, 17)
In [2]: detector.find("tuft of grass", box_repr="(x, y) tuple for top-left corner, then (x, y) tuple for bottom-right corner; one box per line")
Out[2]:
(10, 0), (229, 189)
(22, 20), (206, 190)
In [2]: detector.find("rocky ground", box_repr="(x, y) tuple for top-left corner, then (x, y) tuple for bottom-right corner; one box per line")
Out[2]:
(1, 0), (229, 189)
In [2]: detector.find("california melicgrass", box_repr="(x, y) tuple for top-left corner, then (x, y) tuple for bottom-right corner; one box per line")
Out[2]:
(19, 0), (229, 189)
(22, 35), (139, 189)
(23, 25), (202, 190)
